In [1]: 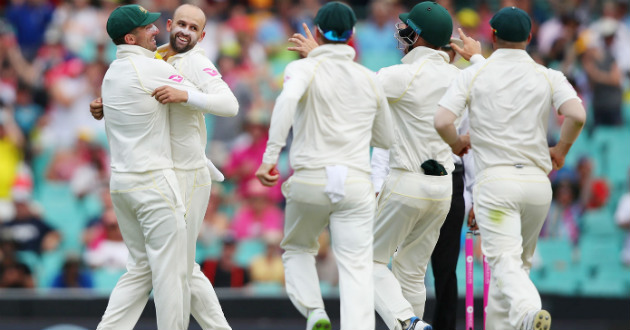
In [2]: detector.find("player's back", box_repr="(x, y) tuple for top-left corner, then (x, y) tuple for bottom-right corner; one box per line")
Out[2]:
(291, 44), (387, 172)
(378, 48), (460, 174)
(467, 49), (555, 173)
(102, 45), (173, 173)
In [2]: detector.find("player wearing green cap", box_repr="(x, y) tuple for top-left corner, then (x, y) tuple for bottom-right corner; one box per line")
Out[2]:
(97, 4), (238, 330)
(255, 2), (393, 330)
(435, 6), (586, 330)
(369, 2), (471, 330)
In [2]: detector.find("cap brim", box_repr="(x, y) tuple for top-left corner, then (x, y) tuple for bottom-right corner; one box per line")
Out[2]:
(141, 12), (161, 27)
(399, 13), (409, 23)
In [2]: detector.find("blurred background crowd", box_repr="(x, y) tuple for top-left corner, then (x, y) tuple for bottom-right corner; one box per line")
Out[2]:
(0, 0), (629, 299)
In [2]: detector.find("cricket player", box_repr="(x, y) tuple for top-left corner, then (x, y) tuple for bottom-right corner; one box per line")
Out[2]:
(367, 3), (462, 330)
(255, 2), (393, 330)
(97, 5), (237, 330)
(434, 7), (586, 330)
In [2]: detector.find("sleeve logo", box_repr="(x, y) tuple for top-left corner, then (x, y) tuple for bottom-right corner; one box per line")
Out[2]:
(203, 68), (218, 76)
(169, 75), (183, 82)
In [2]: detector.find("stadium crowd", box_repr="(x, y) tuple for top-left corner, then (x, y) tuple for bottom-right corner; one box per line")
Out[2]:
(0, 0), (628, 296)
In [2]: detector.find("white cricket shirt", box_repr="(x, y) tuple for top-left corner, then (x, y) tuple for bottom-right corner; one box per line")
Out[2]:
(262, 44), (393, 173)
(164, 45), (239, 170)
(377, 46), (459, 175)
(438, 48), (580, 174)
(102, 45), (202, 173)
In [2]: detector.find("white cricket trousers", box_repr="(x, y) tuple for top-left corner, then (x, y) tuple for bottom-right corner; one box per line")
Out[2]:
(98, 169), (189, 330)
(176, 167), (231, 330)
(96, 167), (231, 330)
(473, 166), (552, 330)
(372, 169), (452, 330)
(280, 169), (376, 330)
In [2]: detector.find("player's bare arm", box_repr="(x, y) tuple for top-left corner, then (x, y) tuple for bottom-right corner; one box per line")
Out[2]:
(287, 22), (318, 58)
(435, 106), (470, 156)
(152, 85), (189, 104)
(90, 97), (104, 120)
(451, 28), (482, 61)
(549, 98), (586, 170)
(255, 163), (280, 187)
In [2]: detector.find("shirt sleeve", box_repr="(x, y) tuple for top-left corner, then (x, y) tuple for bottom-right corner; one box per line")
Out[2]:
(548, 69), (581, 112)
(370, 75), (394, 149)
(376, 66), (407, 101)
(371, 147), (390, 193)
(438, 69), (470, 117)
(262, 61), (311, 165)
(181, 53), (239, 117)
(136, 57), (201, 94)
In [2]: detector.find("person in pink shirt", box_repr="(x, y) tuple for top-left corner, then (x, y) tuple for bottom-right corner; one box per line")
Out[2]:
(230, 178), (283, 241)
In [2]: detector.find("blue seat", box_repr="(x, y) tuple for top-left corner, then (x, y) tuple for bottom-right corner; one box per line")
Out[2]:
(234, 239), (266, 267)
(92, 268), (125, 293)
(535, 238), (579, 295)
(580, 208), (619, 238)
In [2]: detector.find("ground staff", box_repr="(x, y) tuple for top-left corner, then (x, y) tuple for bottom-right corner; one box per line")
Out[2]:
(435, 7), (586, 330)
(256, 3), (392, 330)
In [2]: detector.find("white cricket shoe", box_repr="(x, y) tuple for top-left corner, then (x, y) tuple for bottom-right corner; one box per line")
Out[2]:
(306, 309), (331, 330)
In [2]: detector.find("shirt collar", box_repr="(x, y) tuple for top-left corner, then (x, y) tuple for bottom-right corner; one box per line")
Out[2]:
(487, 48), (533, 61)
(116, 44), (157, 59)
(401, 46), (450, 65)
(307, 44), (356, 61)
(163, 44), (206, 63)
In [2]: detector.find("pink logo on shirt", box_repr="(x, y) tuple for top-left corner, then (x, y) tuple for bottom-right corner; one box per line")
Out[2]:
(203, 68), (218, 76)
(169, 75), (183, 82)
(284, 75), (291, 82)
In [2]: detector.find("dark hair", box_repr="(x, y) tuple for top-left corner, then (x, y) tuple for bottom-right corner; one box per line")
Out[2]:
(112, 35), (127, 45)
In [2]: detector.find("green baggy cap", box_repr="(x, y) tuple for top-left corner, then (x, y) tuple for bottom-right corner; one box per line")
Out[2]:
(399, 1), (453, 47)
(490, 6), (531, 42)
(106, 4), (161, 40)
(314, 2), (357, 42)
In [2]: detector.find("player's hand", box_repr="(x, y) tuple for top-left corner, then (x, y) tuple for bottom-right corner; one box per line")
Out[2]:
(449, 134), (471, 157)
(90, 97), (104, 120)
(287, 22), (318, 58)
(467, 206), (478, 231)
(256, 163), (280, 187)
(152, 86), (188, 104)
(549, 141), (571, 170)
(452, 28), (481, 61)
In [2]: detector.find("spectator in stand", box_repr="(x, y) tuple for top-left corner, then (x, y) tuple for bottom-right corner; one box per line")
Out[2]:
(51, 254), (94, 288)
(198, 184), (230, 249)
(615, 168), (630, 266)
(83, 207), (127, 270)
(46, 131), (107, 183)
(582, 17), (624, 127)
(354, 0), (399, 71)
(541, 179), (582, 245)
(576, 156), (610, 210)
(230, 178), (283, 241)
(0, 106), (24, 223)
(223, 110), (283, 203)
(250, 235), (284, 284)
(2, 193), (60, 255)
(82, 187), (113, 249)
(201, 235), (251, 288)
(5, 0), (54, 61)
(0, 237), (35, 288)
